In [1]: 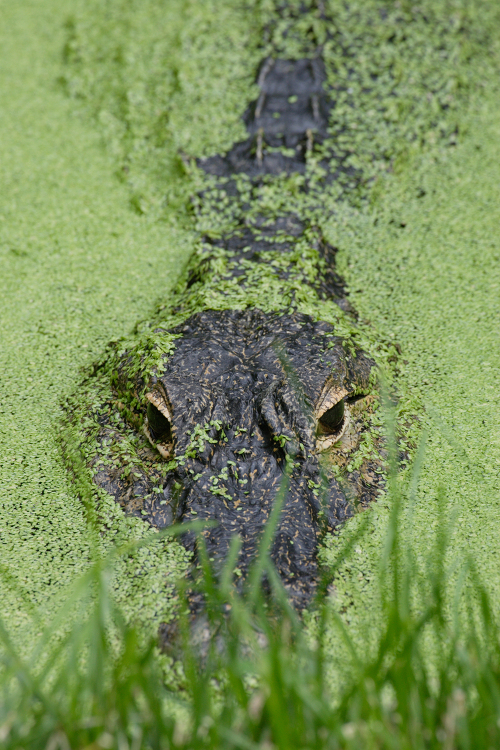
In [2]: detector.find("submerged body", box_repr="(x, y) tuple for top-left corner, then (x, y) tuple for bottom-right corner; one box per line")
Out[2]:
(69, 39), (383, 608)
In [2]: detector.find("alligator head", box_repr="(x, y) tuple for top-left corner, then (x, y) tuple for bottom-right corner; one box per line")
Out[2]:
(91, 308), (379, 608)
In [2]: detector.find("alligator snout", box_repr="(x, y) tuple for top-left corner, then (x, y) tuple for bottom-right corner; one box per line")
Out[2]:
(111, 308), (374, 605)
(86, 309), (380, 609)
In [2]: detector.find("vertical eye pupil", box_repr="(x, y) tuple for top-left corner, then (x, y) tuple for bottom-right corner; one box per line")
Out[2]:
(319, 399), (345, 432)
(147, 402), (171, 441)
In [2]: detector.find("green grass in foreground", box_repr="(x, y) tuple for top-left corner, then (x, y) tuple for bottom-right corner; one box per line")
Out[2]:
(2, 402), (500, 749)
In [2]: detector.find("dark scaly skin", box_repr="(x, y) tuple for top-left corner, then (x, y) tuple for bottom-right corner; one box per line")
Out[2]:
(70, 29), (384, 613)
(115, 310), (376, 608)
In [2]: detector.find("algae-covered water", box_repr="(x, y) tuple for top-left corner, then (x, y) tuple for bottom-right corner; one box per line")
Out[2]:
(1, 0), (500, 675)
(0, 0), (197, 640)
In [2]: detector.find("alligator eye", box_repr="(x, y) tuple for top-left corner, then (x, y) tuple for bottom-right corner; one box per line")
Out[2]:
(318, 399), (345, 433)
(147, 401), (172, 442)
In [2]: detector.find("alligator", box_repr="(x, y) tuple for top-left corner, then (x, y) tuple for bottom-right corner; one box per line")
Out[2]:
(66, 14), (386, 612)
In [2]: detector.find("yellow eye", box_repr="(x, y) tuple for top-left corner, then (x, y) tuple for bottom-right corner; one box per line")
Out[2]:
(147, 401), (172, 442)
(318, 399), (345, 433)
